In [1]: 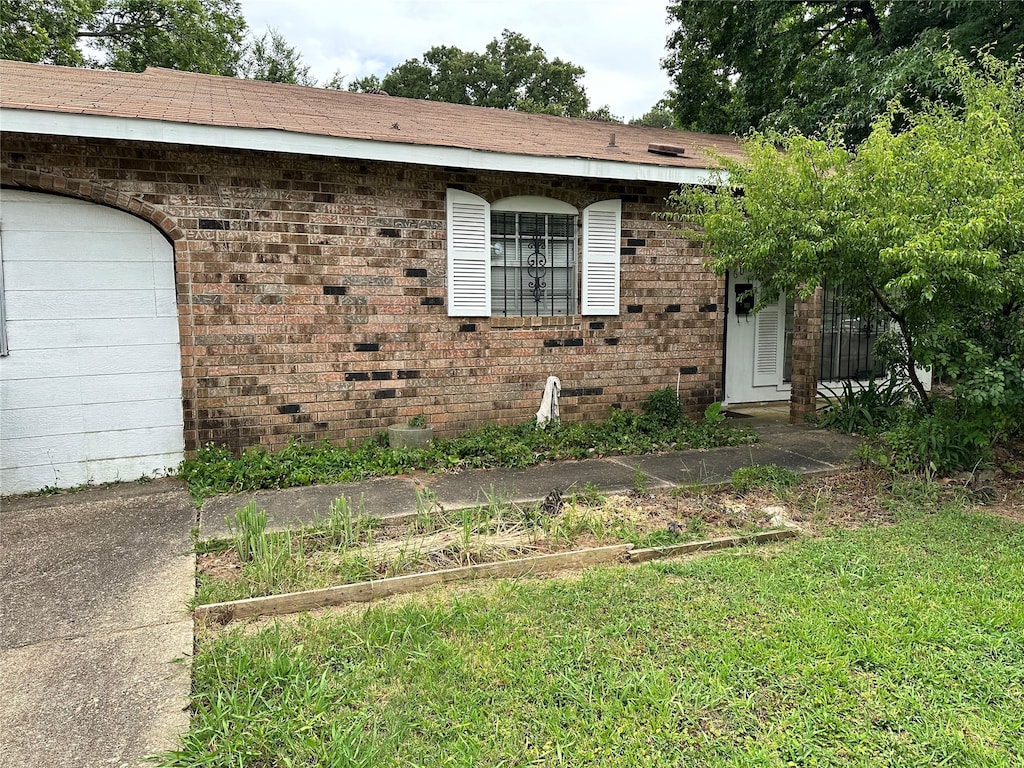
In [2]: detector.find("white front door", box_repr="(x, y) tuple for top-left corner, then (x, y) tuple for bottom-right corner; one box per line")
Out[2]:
(723, 272), (791, 404)
(0, 190), (184, 494)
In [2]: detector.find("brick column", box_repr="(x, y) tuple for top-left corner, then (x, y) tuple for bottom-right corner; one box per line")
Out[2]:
(789, 286), (824, 424)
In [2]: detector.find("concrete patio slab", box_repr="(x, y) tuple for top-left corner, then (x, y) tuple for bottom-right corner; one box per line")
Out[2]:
(612, 444), (837, 486)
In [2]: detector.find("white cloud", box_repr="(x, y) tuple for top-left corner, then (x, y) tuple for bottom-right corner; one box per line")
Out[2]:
(238, 0), (674, 119)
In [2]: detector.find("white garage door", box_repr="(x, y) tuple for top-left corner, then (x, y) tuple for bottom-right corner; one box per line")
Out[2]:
(0, 190), (184, 495)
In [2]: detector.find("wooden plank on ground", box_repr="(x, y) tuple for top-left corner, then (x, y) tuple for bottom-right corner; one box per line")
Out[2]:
(625, 528), (797, 564)
(195, 543), (634, 625)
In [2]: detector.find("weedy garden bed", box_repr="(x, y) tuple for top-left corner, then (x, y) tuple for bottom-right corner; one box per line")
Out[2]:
(178, 396), (756, 501)
(193, 477), (797, 618)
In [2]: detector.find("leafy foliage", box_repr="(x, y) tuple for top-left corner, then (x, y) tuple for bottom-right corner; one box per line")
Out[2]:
(240, 27), (314, 85)
(815, 376), (915, 435)
(663, 0), (1023, 143)
(339, 29), (601, 119)
(228, 500), (267, 563)
(1, 0), (248, 74)
(667, 52), (1024, 417)
(880, 399), (1010, 475)
(730, 464), (800, 494)
(179, 403), (756, 501)
(628, 98), (678, 129)
(638, 387), (683, 429)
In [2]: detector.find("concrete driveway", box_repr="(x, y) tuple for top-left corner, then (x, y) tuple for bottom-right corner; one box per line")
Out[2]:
(0, 479), (195, 768)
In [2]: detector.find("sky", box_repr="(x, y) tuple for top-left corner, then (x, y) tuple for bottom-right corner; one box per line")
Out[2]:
(238, 0), (676, 121)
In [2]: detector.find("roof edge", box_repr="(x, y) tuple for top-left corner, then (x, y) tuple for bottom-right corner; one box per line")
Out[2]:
(0, 108), (724, 186)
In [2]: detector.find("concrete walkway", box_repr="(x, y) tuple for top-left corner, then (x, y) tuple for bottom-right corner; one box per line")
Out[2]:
(0, 480), (194, 768)
(199, 423), (860, 540)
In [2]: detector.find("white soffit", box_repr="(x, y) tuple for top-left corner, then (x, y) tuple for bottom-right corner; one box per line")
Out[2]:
(0, 108), (725, 186)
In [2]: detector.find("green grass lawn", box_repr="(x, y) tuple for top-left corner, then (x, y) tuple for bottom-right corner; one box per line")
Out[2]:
(162, 503), (1023, 767)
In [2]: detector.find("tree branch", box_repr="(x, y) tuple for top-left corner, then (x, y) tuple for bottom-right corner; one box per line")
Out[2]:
(866, 281), (931, 407)
(846, 0), (883, 43)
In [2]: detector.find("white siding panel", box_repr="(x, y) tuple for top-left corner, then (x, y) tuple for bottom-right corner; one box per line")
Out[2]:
(81, 399), (183, 432)
(0, 230), (161, 263)
(6, 289), (160, 320)
(155, 288), (178, 317)
(2, 433), (87, 470)
(153, 257), (177, 291)
(3, 260), (160, 289)
(0, 372), (180, 409)
(2, 453), (183, 493)
(0, 194), (154, 233)
(0, 190), (183, 494)
(0, 343), (180, 380)
(3, 317), (180, 350)
(1, 399), (183, 440)
(2, 427), (182, 471)
(83, 426), (185, 462)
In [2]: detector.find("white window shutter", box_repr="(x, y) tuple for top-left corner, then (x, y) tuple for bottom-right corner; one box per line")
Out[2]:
(581, 199), (621, 315)
(753, 300), (784, 387)
(446, 189), (491, 316)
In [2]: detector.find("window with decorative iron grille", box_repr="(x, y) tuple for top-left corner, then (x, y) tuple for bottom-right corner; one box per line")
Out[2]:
(781, 283), (887, 383)
(490, 211), (577, 317)
(445, 189), (620, 318)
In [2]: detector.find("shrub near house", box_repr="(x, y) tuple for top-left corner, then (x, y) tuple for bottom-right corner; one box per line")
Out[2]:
(669, 53), (1024, 471)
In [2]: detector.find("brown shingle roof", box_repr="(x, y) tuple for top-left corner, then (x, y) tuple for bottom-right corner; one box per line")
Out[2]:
(0, 60), (744, 168)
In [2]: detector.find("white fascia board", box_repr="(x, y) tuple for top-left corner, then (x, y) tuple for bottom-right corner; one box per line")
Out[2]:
(1, 108), (727, 186)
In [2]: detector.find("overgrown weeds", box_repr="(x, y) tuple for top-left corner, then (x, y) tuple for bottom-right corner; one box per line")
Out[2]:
(193, 478), (777, 606)
(816, 379), (1024, 476)
(730, 463), (800, 494)
(179, 392), (754, 501)
(815, 375), (913, 435)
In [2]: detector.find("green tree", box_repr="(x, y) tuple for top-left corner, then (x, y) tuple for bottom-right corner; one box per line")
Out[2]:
(629, 99), (678, 129)
(667, 53), (1024, 414)
(0, 0), (247, 74)
(339, 74), (384, 92)
(1, 0), (96, 66)
(582, 105), (621, 123)
(356, 30), (592, 117)
(663, 1), (1023, 142)
(241, 27), (315, 85)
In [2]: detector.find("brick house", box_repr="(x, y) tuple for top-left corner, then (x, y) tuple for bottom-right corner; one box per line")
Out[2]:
(0, 61), (823, 494)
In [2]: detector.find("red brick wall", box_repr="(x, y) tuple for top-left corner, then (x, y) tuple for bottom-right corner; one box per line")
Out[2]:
(2, 135), (725, 451)
(790, 287), (824, 424)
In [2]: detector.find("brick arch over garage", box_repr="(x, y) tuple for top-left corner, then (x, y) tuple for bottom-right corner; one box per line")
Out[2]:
(0, 168), (201, 460)
(1, 168), (188, 242)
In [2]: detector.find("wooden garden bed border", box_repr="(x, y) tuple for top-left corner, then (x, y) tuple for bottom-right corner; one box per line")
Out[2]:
(194, 529), (797, 625)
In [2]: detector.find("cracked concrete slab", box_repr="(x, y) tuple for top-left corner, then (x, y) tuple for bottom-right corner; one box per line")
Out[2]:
(0, 623), (192, 768)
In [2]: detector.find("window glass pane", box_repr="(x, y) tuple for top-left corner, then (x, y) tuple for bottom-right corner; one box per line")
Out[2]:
(490, 211), (577, 317)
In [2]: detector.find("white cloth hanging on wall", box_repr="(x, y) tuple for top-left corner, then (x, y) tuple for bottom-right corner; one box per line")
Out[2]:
(536, 376), (561, 427)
